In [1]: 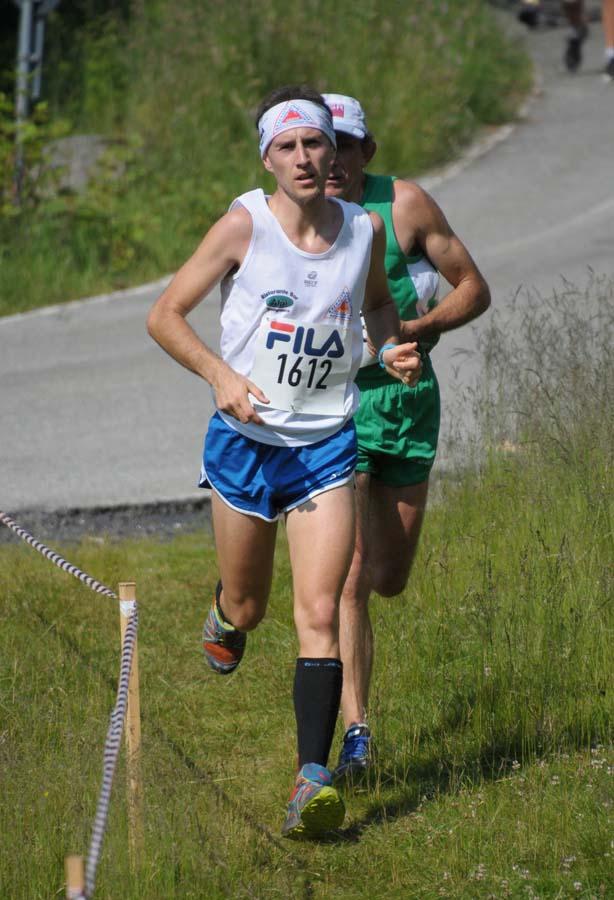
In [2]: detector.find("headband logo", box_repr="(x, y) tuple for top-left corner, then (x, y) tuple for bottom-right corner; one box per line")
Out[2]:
(329, 104), (345, 118)
(274, 102), (315, 131)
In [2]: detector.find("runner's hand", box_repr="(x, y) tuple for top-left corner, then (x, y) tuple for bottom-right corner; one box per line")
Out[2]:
(381, 342), (422, 387)
(214, 370), (269, 425)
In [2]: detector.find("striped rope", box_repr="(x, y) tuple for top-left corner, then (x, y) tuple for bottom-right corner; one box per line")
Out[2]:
(85, 604), (138, 898)
(0, 510), (137, 897)
(0, 511), (116, 598)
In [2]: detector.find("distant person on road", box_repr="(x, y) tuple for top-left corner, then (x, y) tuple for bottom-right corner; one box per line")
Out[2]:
(147, 85), (422, 838)
(322, 93), (490, 782)
(561, 0), (614, 77)
(517, 0), (614, 78)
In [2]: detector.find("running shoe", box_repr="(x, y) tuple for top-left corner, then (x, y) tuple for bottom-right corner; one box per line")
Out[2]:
(604, 57), (614, 82)
(564, 25), (588, 72)
(333, 723), (372, 783)
(281, 763), (345, 838)
(202, 581), (246, 675)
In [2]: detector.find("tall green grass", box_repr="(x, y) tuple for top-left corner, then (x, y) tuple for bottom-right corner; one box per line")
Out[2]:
(0, 0), (531, 316)
(0, 278), (611, 897)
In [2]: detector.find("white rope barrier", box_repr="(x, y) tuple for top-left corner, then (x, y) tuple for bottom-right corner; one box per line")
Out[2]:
(0, 511), (117, 598)
(85, 604), (138, 897)
(0, 511), (141, 898)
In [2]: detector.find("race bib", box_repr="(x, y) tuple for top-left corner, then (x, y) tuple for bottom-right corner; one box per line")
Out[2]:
(250, 316), (353, 415)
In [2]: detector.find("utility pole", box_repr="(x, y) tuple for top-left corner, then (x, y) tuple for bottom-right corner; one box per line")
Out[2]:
(13, 0), (61, 204)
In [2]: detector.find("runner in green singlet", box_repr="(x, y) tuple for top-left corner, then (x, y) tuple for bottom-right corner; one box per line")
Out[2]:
(323, 93), (491, 780)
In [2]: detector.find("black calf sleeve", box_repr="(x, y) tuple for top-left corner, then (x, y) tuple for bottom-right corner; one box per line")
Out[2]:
(293, 658), (343, 768)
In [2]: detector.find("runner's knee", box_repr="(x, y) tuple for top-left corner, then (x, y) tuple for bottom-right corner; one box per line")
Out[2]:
(222, 590), (267, 631)
(371, 560), (412, 597)
(296, 595), (339, 638)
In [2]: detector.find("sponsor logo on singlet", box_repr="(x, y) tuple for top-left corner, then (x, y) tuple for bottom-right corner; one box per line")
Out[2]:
(261, 289), (297, 310)
(327, 287), (352, 321)
(265, 320), (345, 358)
(304, 270), (318, 287)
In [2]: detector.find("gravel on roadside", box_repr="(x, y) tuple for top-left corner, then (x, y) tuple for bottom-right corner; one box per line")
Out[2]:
(0, 497), (213, 546)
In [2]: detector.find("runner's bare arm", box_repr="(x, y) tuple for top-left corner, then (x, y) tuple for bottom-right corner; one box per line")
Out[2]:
(392, 181), (490, 343)
(362, 213), (422, 386)
(147, 208), (269, 425)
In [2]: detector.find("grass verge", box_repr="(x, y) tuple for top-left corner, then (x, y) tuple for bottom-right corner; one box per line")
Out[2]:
(0, 278), (611, 897)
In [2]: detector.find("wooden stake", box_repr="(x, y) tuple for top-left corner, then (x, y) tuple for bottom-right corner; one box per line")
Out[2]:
(118, 581), (144, 862)
(65, 855), (85, 899)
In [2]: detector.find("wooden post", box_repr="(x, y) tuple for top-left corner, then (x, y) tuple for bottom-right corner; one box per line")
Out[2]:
(65, 855), (85, 899)
(118, 581), (143, 862)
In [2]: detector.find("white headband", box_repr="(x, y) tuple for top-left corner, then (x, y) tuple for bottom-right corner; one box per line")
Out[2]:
(258, 99), (336, 158)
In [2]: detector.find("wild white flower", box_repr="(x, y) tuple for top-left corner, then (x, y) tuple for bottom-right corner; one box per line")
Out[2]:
(471, 863), (487, 881)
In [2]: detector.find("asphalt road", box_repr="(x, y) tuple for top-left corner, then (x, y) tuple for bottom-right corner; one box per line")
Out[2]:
(1, 16), (613, 515)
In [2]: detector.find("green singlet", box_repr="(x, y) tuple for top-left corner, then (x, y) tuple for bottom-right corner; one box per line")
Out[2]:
(355, 173), (440, 486)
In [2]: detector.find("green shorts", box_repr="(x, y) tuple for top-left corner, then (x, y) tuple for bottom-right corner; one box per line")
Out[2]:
(354, 355), (440, 487)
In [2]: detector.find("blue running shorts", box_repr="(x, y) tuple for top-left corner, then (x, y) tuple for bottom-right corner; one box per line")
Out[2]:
(199, 412), (357, 522)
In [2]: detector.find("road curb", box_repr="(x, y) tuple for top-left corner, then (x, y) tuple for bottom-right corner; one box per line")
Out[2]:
(0, 273), (173, 326)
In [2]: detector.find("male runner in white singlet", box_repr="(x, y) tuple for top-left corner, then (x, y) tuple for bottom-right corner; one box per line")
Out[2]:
(147, 85), (422, 838)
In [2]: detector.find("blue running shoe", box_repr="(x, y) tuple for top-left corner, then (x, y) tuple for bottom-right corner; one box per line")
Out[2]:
(333, 723), (372, 783)
(202, 581), (246, 675)
(281, 764), (345, 838)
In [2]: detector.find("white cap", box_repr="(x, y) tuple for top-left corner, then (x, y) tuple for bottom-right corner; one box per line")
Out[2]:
(323, 93), (369, 139)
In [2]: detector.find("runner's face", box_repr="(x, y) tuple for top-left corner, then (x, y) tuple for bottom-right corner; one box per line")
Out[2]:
(263, 128), (336, 202)
(326, 133), (368, 202)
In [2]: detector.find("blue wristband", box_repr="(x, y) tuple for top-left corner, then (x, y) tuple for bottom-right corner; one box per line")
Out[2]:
(377, 342), (397, 369)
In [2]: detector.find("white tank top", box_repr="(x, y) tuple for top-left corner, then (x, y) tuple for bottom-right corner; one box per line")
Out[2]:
(216, 189), (373, 447)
